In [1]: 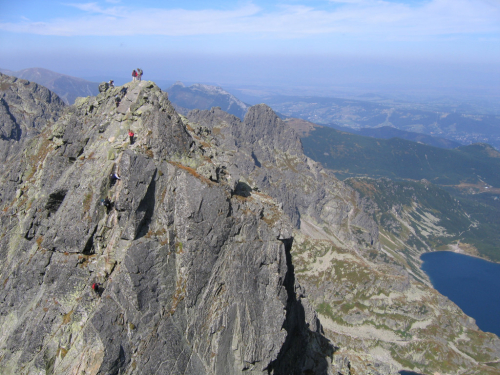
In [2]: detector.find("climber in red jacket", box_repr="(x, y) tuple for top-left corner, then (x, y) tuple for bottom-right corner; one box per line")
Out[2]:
(92, 283), (102, 296)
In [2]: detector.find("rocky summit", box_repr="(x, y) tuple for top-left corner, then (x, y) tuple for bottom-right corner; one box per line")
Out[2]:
(0, 75), (499, 375)
(0, 77), (333, 375)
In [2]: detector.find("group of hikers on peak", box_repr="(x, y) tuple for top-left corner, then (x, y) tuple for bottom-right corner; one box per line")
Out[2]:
(104, 67), (143, 93)
(132, 68), (143, 82)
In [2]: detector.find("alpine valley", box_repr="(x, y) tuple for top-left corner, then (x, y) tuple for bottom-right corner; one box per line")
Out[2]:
(1, 71), (500, 375)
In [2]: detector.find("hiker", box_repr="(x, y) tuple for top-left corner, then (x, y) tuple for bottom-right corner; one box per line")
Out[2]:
(132, 70), (138, 82)
(114, 95), (120, 107)
(92, 283), (102, 296)
(119, 86), (127, 98)
(109, 80), (114, 88)
(109, 173), (121, 185)
(128, 130), (135, 144)
(137, 68), (143, 81)
(101, 197), (112, 213)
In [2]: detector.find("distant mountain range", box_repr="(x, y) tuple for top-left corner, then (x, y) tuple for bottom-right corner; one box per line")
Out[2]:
(0, 67), (99, 105)
(166, 82), (250, 120)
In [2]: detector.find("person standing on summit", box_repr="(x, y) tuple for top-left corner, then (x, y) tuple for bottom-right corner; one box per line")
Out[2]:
(132, 69), (138, 82)
(137, 68), (143, 81)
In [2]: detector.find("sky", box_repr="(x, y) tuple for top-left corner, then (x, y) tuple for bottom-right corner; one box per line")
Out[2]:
(0, 0), (499, 99)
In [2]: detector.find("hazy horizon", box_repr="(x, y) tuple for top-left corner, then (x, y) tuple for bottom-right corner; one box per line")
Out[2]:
(1, 0), (499, 104)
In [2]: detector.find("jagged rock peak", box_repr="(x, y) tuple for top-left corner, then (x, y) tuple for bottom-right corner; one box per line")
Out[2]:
(0, 72), (65, 137)
(241, 103), (304, 157)
(0, 79), (335, 374)
(75, 80), (193, 160)
(0, 68), (99, 105)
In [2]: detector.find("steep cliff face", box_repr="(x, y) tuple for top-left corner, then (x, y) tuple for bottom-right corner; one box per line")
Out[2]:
(0, 80), (333, 374)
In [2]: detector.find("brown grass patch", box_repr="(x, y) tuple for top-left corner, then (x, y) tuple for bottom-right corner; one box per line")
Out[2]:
(62, 310), (73, 324)
(77, 254), (95, 268)
(169, 161), (214, 185)
(57, 347), (68, 359)
(83, 191), (93, 213)
(169, 276), (186, 315)
(26, 138), (53, 182)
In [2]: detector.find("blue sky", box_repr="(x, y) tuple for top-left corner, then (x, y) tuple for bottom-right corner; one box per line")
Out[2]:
(1, 0), (499, 98)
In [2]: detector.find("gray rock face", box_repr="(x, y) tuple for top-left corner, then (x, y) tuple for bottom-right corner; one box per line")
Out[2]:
(98, 82), (110, 93)
(0, 72), (65, 162)
(0, 81), (334, 374)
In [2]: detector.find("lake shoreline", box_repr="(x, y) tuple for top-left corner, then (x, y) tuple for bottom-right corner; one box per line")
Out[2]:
(420, 251), (500, 338)
(427, 246), (500, 265)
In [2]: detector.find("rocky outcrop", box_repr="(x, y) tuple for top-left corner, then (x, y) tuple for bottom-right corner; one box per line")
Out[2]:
(2, 76), (498, 375)
(0, 72), (65, 166)
(0, 80), (334, 374)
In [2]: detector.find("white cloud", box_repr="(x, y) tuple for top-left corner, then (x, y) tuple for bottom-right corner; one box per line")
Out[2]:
(0, 0), (498, 38)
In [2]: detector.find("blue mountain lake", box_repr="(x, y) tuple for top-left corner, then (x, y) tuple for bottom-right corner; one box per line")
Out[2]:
(420, 251), (500, 337)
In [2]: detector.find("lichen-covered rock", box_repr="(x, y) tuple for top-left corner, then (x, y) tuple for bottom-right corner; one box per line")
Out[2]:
(98, 82), (110, 93)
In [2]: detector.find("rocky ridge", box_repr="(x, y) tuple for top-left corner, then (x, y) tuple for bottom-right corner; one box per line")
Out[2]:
(0, 72), (65, 177)
(0, 78), (333, 374)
